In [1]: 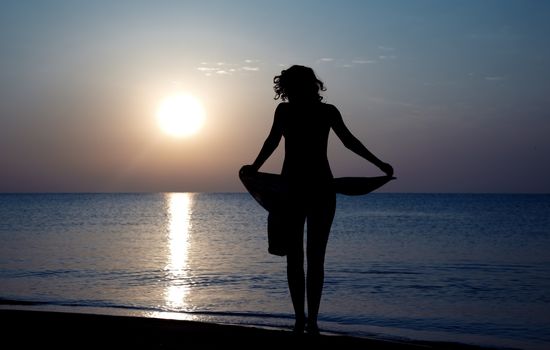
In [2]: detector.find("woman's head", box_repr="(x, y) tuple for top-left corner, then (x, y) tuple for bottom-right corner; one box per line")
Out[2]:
(273, 65), (326, 102)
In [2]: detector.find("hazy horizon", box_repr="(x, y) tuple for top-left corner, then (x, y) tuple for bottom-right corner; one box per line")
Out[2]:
(1, 0), (549, 193)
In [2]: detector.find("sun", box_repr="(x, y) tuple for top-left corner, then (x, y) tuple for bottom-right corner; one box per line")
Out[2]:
(156, 94), (205, 137)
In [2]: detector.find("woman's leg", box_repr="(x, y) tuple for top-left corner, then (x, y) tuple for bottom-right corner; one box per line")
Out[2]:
(285, 213), (306, 331)
(305, 192), (336, 332)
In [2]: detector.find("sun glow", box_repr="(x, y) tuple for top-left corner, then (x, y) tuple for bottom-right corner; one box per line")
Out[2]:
(156, 94), (205, 137)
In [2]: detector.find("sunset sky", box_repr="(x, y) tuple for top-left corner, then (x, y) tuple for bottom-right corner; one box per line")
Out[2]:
(1, 0), (549, 193)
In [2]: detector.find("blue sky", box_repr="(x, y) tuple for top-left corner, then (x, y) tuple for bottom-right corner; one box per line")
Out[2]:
(1, 0), (549, 192)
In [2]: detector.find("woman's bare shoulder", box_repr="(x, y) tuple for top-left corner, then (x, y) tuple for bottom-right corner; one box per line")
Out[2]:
(320, 103), (341, 121)
(275, 102), (291, 114)
(322, 102), (339, 111)
(276, 102), (291, 108)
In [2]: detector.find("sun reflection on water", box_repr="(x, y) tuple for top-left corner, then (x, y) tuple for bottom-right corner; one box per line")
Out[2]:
(164, 192), (193, 309)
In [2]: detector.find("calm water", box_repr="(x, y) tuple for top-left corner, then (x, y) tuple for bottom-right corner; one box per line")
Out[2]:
(1, 193), (549, 349)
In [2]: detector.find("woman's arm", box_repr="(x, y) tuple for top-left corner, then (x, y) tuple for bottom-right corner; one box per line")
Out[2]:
(249, 105), (285, 171)
(330, 106), (394, 176)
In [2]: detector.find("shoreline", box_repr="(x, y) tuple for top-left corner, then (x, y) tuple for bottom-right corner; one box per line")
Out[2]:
(1, 309), (497, 349)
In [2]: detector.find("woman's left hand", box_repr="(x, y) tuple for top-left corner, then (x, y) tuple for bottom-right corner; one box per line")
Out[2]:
(239, 164), (258, 176)
(379, 162), (394, 177)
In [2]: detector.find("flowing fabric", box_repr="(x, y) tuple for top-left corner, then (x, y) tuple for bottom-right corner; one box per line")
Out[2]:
(239, 166), (395, 256)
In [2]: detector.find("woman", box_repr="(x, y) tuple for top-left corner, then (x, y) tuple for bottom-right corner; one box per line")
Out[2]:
(246, 65), (393, 334)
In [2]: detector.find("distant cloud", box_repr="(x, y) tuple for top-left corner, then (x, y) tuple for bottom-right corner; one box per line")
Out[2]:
(310, 55), (400, 69)
(314, 57), (381, 69)
(197, 63), (233, 76)
(484, 76), (506, 81)
(196, 60), (261, 76)
(352, 59), (377, 64)
(376, 46), (397, 61)
(197, 67), (217, 72)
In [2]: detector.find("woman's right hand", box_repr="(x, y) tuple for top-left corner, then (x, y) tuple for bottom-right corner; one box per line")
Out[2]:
(378, 162), (394, 177)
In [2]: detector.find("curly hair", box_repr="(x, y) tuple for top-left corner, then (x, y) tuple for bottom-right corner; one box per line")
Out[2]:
(273, 65), (326, 102)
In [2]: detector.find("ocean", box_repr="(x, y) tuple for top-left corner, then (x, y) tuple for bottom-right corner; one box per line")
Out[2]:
(1, 193), (549, 349)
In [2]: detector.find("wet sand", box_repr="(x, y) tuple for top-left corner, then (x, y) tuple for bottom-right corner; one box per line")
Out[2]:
(1, 309), (494, 349)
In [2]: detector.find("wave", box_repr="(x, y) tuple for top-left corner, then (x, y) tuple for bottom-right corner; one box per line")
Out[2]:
(0, 297), (292, 322)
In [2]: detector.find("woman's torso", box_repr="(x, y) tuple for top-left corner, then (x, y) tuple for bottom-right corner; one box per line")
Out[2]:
(279, 102), (335, 188)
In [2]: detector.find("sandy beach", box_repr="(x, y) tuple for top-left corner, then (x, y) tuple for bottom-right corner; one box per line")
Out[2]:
(1, 309), (494, 349)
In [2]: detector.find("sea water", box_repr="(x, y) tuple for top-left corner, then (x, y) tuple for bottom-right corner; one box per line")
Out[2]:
(1, 193), (549, 349)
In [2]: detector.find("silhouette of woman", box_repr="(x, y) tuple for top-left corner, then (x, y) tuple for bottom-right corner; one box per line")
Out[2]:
(245, 65), (393, 334)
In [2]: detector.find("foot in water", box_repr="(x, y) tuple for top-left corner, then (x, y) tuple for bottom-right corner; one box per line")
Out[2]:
(305, 323), (320, 336)
(293, 317), (306, 334)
